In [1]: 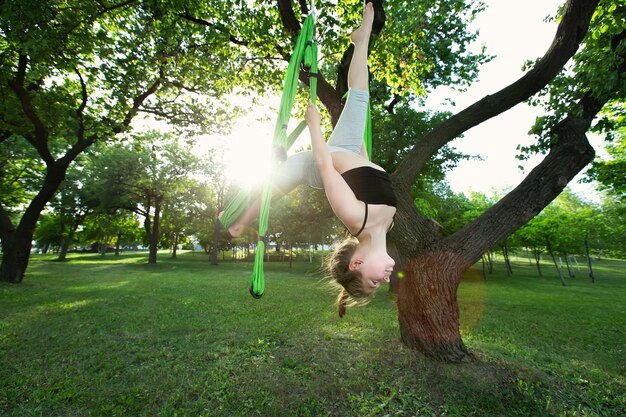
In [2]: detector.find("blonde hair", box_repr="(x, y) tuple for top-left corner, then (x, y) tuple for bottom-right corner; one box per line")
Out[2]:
(326, 237), (372, 317)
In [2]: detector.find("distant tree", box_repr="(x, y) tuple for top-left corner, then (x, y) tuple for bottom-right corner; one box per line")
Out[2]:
(79, 210), (141, 255)
(32, 213), (61, 254)
(160, 181), (208, 259)
(587, 105), (626, 202)
(515, 220), (547, 277)
(200, 147), (232, 266)
(581, 196), (626, 261)
(272, 185), (336, 266)
(0, 0), (234, 282)
(50, 162), (99, 261)
(516, 189), (603, 281)
(88, 133), (201, 263)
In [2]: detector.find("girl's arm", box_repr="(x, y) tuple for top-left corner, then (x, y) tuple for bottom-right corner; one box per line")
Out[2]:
(305, 102), (364, 232)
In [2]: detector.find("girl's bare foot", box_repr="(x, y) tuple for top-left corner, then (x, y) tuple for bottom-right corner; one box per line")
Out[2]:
(228, 224), (244, 238)
(350, 2), (374, 45)
(218, 211), (245, 237)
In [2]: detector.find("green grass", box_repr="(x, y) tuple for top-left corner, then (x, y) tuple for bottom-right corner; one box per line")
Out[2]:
(1, 251), (624, 416)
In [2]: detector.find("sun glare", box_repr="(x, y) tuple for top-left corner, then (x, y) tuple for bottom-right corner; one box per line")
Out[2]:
(221, 94), (309, 190)
(225, 123), (274, 189)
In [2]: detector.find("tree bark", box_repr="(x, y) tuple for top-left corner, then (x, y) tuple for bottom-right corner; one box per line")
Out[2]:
(481, 255), (487, 280)
(546, 238), (566, 286)
(534, 251), (543, 277)
(58, 237), (71, 261)
(397, 251), (472, 362)
(584, 235), (595, 283)
(115, 233), (121, 255)
(210, 218), (221, 265)
(148, 199), (161, 264)
(564, 253), (575, 278)
(501, 241), (513, 276)
(0, 163), (69, 282)
(172, 233), (178, 259)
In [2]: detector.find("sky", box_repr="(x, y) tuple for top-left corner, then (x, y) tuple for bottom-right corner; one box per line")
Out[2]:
(424, 0), (603, 201)
(213, 0), (604, 201)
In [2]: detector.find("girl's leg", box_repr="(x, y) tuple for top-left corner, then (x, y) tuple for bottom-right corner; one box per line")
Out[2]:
(348, 2), (374, 91)
(326, 3), (374, 153)
(222, 151), (322, 237)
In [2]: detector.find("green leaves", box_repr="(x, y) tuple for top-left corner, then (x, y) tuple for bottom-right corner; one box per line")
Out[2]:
(525, 0), (626, 154)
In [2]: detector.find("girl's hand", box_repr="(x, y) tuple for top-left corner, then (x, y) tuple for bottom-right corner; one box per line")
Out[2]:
(305, 101), (321, 126)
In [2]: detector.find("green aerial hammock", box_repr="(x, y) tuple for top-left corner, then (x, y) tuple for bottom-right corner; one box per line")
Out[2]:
(220, 4), (372, 298)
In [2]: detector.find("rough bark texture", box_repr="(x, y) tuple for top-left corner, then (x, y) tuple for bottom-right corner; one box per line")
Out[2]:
(1, 163), (69, 282)
(397, 251), (472, 362)
(210, 219), (221, 265)
(147, 198), (162, 264)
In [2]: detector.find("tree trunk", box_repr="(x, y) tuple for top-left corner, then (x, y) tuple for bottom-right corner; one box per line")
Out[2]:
(171, 233), (178, 259)
(0, 163), (69, 283)
(584, 235), (595, 283)
(99, 241), (107, 256)
(564, 253), (575, 278)
(534, 251), (543, 277)
(501, 242), (513, 276)
(397, 251), (472, 362)
(546, 237), (566, 286)
(0, 233), (33, 284)
(115, 233), (121, 255)
(57, 237), (71, 261)
(147, 198), (161, 264)
(481, 255), (487, 280)
(210, 218), (221, 265)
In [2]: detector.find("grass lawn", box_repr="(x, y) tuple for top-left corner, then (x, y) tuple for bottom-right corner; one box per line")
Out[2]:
(1, 251), (624, 416)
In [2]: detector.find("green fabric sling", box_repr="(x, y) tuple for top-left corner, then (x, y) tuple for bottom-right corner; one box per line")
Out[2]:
(220, 12), (372, 298)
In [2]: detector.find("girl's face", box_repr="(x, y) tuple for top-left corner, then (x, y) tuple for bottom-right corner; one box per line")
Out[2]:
(352, 251), (395, 294)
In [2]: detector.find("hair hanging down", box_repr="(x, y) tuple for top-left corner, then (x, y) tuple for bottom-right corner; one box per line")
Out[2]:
(326, 237), (373, 317)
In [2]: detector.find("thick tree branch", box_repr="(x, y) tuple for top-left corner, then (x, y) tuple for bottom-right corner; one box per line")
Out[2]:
(74, 66), (88, 142)
(393, 0), (600, 187)
(177, 10), (247, 46)
(298, 70), (343, 125)
(451, 22), (626, 263)
(277, 0), (303, 36)
(449, 101), (598, 263)
(8, 55), (54, 164)
(386, 94), (402, 114)
(119, 68), (164, 133)
(60, 68), (164, 169)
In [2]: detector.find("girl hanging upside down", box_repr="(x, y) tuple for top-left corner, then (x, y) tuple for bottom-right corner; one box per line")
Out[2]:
(223, 2), (396, 317)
